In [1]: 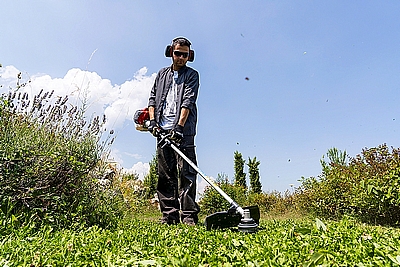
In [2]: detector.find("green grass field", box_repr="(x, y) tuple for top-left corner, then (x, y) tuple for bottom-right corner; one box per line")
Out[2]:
(2, 212), (400, 267)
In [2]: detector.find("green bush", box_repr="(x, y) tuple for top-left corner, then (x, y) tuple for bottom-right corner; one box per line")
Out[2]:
(199, 174), (299, 217)
(247, 190), (298, 215)
(347, 145), (400, 224)
(296, 144), (400, 225)
(143, 154), (158, 199)
(199, 174), (247, 215)
(0, 86), (124, 229)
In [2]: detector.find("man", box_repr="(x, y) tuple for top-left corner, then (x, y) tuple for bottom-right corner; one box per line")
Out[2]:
(147, 37), (200, 225)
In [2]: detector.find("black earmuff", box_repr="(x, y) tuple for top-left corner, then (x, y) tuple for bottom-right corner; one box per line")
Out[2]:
(188, 50), (195, 62)
(164, 45), (173, 57)
(165, 37), (195, 62)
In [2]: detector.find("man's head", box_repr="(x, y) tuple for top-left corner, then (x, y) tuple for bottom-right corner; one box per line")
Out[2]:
(172, 37), (192, 50)
(171, 37), (191, 71)
(165, 37), (194, 70)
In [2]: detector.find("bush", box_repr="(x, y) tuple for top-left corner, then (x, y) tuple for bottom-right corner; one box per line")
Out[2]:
(116, 172), (152, 211)
(199, 174), (300, 217)
(143, 154), (158, 199)
(247, 190), (298, 215)
(0, 86), (124, 229)
(296, 144), (400, 225)
(199, 174), (247, 215)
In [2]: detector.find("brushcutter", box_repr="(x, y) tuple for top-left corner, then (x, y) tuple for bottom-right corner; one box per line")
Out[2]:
(134, 108), (260, 233)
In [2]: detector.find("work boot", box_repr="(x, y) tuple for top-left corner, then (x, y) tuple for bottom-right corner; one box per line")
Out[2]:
(182, 218), (196, 226)
(160, 217), (179, 225)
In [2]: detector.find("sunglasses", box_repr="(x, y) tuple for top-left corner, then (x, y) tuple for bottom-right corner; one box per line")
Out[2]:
(173, 50), (189, 58)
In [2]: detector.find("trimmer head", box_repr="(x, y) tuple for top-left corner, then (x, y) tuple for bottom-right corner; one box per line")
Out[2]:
(238, 209), (258, 233)
(204, 205), (260, 233)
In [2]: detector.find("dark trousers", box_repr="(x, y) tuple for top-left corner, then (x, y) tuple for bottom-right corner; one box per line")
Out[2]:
(156, 135), (200, 224)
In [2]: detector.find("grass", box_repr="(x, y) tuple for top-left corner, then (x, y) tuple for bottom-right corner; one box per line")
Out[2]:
(1, 211), (400, 266)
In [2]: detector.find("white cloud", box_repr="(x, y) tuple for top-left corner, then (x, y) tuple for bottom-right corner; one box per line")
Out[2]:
(104, 68), (156, 129)
(124, 152), (144, 160)
(108, 149), (145, 166)
(0, 65), (155, 130)
(108, 149), (124, 166)
(196, 177), (208, 200)
(125, 161), (150, 180)
(0, 65), (21, 89)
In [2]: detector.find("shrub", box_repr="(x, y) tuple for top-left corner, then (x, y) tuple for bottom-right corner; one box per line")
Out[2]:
(347, 145), (400, 224)
(116, 171), (151, 211)
(199, 174), (247, 215)
(199, 174), (299, 217)
(143, 154), (158, 199)
(296, 144), (400, 225)
(0, 85), (124, 229)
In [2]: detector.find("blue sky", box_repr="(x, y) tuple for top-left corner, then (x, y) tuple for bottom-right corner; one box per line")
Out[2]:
(1, 1), (400, 194)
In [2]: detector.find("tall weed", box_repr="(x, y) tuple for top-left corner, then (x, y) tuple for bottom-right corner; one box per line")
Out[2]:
(0, 78), (123, 229)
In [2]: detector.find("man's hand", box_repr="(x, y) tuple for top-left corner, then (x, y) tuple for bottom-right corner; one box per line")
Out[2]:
(148, 120), (159, 137)
(170, 124), (184, 144)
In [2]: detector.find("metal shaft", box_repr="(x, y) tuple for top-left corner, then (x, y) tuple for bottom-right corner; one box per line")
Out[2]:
(168, 141), (245, 217)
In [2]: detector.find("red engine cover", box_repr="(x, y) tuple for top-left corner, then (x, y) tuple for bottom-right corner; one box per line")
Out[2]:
(134, 107), (150, 125)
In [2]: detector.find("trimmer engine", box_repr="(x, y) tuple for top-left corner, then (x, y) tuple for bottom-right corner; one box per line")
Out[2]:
(134, 108), (150, 131)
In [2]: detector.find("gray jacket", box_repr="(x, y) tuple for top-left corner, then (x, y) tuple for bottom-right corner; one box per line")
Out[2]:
(148, 65), (200, 136)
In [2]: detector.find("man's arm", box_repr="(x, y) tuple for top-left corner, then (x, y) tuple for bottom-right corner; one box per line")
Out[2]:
(178, 107), (190, 127)
(149, 106), (155, 121)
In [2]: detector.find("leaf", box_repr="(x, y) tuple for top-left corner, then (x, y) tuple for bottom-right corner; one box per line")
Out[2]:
(367, 184), (374, 195)
(133, 260), (157, 266)
(295, 227), (312, 235)
(303, 252), (325, 267)
(388, 255), (400, 264)
(315, 218), (327, 232)
(232, 239), (242, 247)
(11, 214), (18, 224)
(310, 252), (325, 262)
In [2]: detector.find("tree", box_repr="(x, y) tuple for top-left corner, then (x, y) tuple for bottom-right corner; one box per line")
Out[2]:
(247, 157), (262, 194)
(234, 151), (247, 189)
(320, 147), (348, 175)
(143, 154), (158, 198)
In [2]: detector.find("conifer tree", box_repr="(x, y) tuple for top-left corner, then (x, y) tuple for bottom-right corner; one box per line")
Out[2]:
(247, 156), (262, 193)
(234, 151), (247, 189)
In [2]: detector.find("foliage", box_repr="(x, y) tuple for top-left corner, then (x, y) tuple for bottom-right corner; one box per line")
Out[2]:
(116, 171), (153, 211)
(1, 215), (400, 266)
(248, 156), (262, 194)
(320, 147), (348, 174)
(233, 151), (246, 189)
(247, 190), (300, 216)
(143, 153), (158, 199)
(296, 144), (400, 225)
(199, 174), (247, 215)
(0, 80), (124, 229)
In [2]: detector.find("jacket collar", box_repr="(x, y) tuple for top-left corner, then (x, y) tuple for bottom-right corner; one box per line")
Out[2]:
(170, 64), (187, 74)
